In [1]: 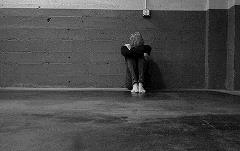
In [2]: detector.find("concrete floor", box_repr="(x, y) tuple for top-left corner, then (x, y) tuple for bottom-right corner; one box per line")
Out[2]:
(0, 90), (240, 151)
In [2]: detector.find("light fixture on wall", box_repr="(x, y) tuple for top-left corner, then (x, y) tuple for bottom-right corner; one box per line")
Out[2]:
(143, 0), (150, 17)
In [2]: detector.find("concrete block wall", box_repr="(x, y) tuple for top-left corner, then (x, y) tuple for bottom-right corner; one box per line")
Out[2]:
(205, 9), (228, 89)
(204, 0), (240, 90)
(205, 0), (240, 90)
(0, 8), (205, 88)
(0, 0), (240, 90)
(226, 6), (236, 90)
(226, 4), (240, 90)
(234, 5), (240, 89)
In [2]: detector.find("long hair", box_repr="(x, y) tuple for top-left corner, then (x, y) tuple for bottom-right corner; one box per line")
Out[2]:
(129, 32), (144, 48)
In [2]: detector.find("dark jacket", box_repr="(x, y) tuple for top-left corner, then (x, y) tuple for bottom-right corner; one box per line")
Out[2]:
(121, 45), (151, 58)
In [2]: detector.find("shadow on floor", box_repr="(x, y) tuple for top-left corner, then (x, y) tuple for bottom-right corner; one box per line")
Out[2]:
(125, 59), (166, 90)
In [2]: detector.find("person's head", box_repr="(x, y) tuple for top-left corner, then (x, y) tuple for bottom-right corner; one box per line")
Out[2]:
(129, 32), (144, 48)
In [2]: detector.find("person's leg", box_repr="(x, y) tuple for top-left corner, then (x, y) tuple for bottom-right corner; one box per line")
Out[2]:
(126, 58), (139, 92)
(138, 57), (145, 84)
(137, 57), (146, 93)
(125, 66), (132, 90)
(143, 59), (151, 89)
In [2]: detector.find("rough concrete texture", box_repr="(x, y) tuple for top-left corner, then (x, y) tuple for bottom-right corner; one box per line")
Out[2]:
(0, 9), (206, 89)
(226, 6), (236, 90)
(226, 5), (240, 90)
(0, 90), (240, 151)
(234, 5), (240, 89)
(206, 9), (228, 89)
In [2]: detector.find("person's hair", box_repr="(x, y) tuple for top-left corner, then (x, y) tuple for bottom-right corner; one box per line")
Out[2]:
(129, 32), (144, 48)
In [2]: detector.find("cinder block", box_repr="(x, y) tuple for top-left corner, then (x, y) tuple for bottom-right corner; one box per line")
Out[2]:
(2, 52), (46, 64)
(0, 28), (86, 40)
(182, 11), (206, 31)
(0, 8), (86, 17)
(124, 13), (159, 30)
(0, 8), (207, 89)
(88, 63), (111, 75)
(85, 40), (122, 53)
(85, 29), (126, 41)
(140, 30), (159, 43)
(153, 62), (204, 89)
(109, 62), (126, 75)
(14, 73), (49, 87)
(151, 31), (167, 42)
(151, 11), (185, 32)
(207, 9), (228, 89)
(181, 30), (205, 43)
(83, 16), (126, 30)
(47, 63), (89, 75)
(1, 63), (20, 87)
(1, 63), (49, 87)
(69, 52), (90, 64)
(0, 55), (4, 86)
(45, 52), (72, 63)
(181, 32), (205, 50)
(226, 6), (235, 89)
(16, 64), (48, 74)
(89, 74), (125, 88)
(151, 42), (165, 51)
(0, 16), (83, 29)
(88, 62), (125, 75)
(89, 52), (123, 64)
(233, 6), (240, 89)
(0, 40), (85, 52)
(165, 32), (183, 51)
(46, 74), (89, 88)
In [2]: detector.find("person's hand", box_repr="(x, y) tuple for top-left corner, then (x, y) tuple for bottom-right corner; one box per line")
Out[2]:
(144, 53), (151, 61)
(124, 44), (131, 50)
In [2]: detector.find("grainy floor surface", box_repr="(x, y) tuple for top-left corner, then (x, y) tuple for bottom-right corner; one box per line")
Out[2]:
(0, 90), (240, 151)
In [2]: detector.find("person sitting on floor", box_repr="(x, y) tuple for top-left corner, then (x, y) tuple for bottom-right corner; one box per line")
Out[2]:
(121, 32), (151, 93)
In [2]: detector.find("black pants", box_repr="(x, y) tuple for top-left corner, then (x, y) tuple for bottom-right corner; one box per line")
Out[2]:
(125, 57), (149, 90)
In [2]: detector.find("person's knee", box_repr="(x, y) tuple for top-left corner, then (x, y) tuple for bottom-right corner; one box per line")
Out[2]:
(126, 58), (136, 64)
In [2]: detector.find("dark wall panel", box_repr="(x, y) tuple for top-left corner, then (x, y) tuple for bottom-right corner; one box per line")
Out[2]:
(234, 5), (240, 90)
(226, 6), (236, 90)
(0, 8), (206, 88)
(206, 9), (227, 89)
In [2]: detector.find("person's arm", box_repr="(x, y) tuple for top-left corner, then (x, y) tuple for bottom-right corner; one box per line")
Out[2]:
(144, 45), (151, 55)
(121, 45), (152, 58)
(121, 45), (145, 58)
(131, 45), (151, 55)
(143, 45), (151, 60)
(121, 46), (134, 57)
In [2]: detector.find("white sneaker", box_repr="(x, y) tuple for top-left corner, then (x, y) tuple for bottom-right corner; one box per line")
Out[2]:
(131, 83), (139, 93)
(138, 83), (146, 93)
